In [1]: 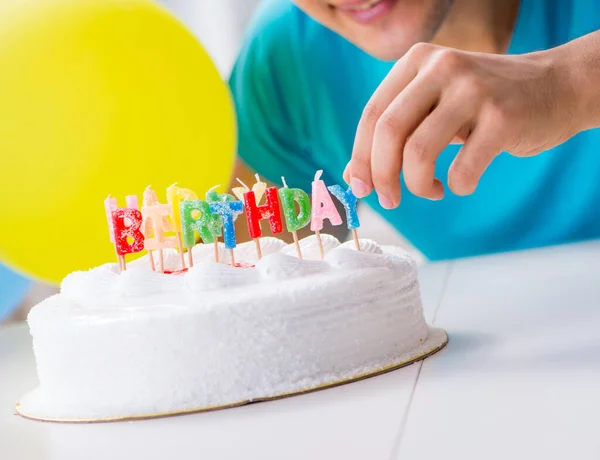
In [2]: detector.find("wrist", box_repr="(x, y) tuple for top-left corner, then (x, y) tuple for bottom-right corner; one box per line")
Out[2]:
(548, 34), (600, 132)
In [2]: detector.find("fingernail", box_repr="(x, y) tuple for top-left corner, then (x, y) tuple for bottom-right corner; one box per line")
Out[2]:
(350, 177), (369, 198)
(378, 193), (395, 209)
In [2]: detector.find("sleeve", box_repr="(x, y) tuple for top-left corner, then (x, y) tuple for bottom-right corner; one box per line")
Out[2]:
(228, 0), (320, 191)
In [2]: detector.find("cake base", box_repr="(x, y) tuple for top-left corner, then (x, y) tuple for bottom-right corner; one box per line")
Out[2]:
(16, 328), (448, 424)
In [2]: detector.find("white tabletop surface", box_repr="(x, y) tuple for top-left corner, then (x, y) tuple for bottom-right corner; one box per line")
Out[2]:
(1, 241), (599, 459)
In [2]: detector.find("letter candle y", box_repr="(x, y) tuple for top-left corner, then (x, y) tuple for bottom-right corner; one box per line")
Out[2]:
(328, 184), (361, 251)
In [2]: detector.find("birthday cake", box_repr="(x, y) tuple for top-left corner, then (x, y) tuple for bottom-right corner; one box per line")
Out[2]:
(16, 172), (447, 423)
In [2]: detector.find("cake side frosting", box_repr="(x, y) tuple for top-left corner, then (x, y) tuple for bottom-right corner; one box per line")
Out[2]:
(22, 236), (447, 421)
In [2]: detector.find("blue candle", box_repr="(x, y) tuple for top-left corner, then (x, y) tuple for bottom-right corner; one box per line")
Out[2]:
(208, 200), (243, 249)
(327, 184), (360, 230)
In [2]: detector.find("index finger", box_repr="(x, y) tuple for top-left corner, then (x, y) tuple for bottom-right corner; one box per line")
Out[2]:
(348, 53), (421, 197)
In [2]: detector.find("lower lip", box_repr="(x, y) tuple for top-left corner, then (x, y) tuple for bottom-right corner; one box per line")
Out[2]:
(338, 0), (396, 24)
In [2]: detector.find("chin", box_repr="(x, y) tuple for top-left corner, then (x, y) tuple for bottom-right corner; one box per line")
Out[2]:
(294, 0), (452, 61)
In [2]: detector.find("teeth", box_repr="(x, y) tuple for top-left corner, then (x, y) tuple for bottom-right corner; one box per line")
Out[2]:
(350, 0), (382, 11)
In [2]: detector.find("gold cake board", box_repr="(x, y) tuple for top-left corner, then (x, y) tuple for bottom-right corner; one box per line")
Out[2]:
(16, 329), (448, 424)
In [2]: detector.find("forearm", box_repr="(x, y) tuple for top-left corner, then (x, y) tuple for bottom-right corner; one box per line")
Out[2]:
(552, 30), (600, 132)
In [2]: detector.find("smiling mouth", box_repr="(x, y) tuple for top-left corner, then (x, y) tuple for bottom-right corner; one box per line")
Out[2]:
(329, 0), (395, 24)
(335, 0), (386, 12)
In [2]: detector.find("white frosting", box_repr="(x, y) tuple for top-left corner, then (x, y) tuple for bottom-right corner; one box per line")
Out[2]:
(21, 236), (447, 421)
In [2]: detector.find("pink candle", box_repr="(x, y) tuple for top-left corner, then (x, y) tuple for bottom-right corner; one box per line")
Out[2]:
(310, 170), (342, 231)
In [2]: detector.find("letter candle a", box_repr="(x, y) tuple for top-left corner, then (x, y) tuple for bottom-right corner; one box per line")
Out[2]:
(310, 170), (343, 259)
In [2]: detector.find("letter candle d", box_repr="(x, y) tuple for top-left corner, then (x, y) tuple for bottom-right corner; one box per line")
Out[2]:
(278, 177), (311, 259)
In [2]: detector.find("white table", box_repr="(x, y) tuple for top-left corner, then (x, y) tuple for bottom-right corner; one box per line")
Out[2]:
(2, 241), (599, 460)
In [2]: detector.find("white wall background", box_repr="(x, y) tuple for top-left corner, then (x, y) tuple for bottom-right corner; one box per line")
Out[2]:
(157, 0), (261, 77)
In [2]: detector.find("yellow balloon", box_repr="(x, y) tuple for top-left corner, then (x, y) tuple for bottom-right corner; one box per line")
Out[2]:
(0, 0), (236, 284)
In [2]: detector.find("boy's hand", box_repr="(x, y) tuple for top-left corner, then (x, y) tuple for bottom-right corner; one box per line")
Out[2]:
(344, 42), (581, 208)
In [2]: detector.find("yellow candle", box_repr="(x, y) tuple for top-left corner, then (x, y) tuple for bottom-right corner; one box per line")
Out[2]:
(166, 183), (198, 233)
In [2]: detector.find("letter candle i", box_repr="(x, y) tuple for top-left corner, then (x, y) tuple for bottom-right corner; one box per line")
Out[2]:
(206, 186), (243, 266)
(278, 177), (311, 259)
(310, 170), (343, 259)
(167, 183), (197, 269)
(328, 184), (361, 251)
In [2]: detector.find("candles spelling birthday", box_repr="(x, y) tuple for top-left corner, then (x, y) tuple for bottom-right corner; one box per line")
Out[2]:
(105, 169), (364, 270)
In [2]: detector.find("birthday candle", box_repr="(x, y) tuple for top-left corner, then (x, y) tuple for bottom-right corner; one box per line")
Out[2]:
(310, 170), (343, 231)
(327, 185), (360, 230)
(243, 187), (283, 239)
(104, 196), (118, 242)
(126, 195), (139, 210)
(328, 184), (361, 251)
(208, 201), (243, 248)
(180, 200), (223, 248)
(205, 189), (243, 249)
(310, 170), (343, 259)
(112, 208), (145, 257)
(167, 183), (197, 268)
(141, 203), (179, 250)
(278, 182), (311, 232)
(232, 174), (267, 204)
(278, 178), (311, 259)
(166, 183), (198, 234)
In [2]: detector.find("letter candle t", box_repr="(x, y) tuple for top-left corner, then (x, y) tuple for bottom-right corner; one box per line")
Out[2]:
(206, 186), (242, 266)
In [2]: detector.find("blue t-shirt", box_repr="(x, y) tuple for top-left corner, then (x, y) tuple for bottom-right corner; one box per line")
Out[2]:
(229, 0), (600, 260)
